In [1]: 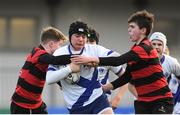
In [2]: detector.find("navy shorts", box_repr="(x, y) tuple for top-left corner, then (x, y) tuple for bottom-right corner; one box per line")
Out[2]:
(69, 94), (111, 114)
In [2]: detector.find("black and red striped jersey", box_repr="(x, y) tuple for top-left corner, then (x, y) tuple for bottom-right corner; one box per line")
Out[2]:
(11, 45), (71, 109)
(99, 38), (173, 102)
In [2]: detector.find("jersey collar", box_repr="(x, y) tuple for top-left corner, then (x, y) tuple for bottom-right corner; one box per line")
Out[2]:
(68, 44), (84, 55)
(160, 54), (165, 64)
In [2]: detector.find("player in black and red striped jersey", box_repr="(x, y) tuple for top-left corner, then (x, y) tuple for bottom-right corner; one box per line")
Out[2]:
(10, 27), (71, 114)
(71, 10), (174, 114)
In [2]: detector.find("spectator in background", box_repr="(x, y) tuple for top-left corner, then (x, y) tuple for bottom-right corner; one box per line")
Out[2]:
(10, 27), (71, 114)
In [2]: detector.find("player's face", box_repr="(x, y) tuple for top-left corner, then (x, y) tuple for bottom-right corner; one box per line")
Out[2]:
(50, 40), (65, 54)
(128, 22), (146, 43)
(71, 33), (87, 51)
(151, 40), (164, 57)
(87, 39), (97, 45)
(128, 22), (141, 42)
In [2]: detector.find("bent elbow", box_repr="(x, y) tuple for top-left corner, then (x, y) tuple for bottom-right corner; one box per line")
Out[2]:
(46, 77), (52, 85)
(46, 72), (54, 85)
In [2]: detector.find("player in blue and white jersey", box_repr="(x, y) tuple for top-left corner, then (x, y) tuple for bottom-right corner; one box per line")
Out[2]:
(46, 21), (116, 114)
(87, 27), (126, 109)
(150, 32), (180, 114)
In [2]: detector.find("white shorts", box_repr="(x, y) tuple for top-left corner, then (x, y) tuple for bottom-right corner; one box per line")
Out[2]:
(173, 102), (180, 114)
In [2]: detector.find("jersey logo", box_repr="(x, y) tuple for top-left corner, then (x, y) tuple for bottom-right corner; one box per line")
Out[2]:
(158, 106), (166, 113)
(83, 65), (91, 70)
(99, 68), (105, 73)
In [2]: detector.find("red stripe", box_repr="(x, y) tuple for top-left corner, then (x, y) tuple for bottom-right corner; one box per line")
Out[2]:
(132, 46), (158, 59)
(136, 77), (168, 95)
(26, 49), (46, 63)
(131, 65), (163, 79)
(26, 54), (36, 63)
(138, 92), (173, 102)
(16, 85), (42, 101)
(21, 70), (45, 87)
(12, 100), (42, 109)
(35, 63), (48, 72)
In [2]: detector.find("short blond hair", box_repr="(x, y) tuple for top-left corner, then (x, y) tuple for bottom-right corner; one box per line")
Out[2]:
(164, 46), (170, 55)
(41, 26), (68, 44)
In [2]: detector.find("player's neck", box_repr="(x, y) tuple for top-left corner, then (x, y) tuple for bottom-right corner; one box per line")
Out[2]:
(41, 43), (52, 54)
(136, 35), (146, 45)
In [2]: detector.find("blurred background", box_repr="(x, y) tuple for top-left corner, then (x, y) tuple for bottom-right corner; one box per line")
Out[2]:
(0, 0), (180, 114)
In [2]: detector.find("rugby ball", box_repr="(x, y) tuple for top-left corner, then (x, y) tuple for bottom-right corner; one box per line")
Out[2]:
(64, 72), (80, 84)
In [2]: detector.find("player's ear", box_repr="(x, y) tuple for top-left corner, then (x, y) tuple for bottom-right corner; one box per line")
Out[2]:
(141, 27), (147, 35)
(48, 41), (54, 48)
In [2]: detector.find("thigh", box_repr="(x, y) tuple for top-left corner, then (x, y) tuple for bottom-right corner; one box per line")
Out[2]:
(32, 102), (48, 114)
(98, 107), (113, 114)
(10, 101), (30, 114)
(173, 102), (180, 114)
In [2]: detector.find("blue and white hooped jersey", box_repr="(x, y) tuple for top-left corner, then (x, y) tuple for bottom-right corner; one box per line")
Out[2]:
(160, 54), (180, 104)
(47, 44), (115, 109)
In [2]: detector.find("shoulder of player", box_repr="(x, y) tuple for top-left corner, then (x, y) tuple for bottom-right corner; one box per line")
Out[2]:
(84, 44), (104, 52)
(164, 54), (177, 61)
(85, 44), (98, 49)
(85, 44), (107, 49)
(31, 47), (47, 58)
(53, 45), (69, 56)
(164, 54), (179, 65)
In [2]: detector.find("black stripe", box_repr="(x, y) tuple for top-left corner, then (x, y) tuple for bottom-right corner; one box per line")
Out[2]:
(12, 93), (37, 104)
(30, 45), (44, 57)
(130, 60), (148, 71)
(130, 58), (160, 72)
(22, 61), (46, 80)
(148, 58), (160, 65)
(131, 72), (164, 87)
(140, 43), (153, 55)
(139, 85), (171, 97)
(130, 50), (140, 62)
(31, 48), (36, 57)
(18, 77), (43, 94)
(22, 61), (32, 70)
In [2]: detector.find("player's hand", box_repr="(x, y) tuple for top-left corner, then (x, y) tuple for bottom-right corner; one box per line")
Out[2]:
(102, 83), (114, 92)
(69, 63), (80, 73)
(71, 55), (99, 65)
(108, 100), (117, 110)
(112, 106), (117, 110)
(111, 99), (119, 110)
(85, 62), (98, 67)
